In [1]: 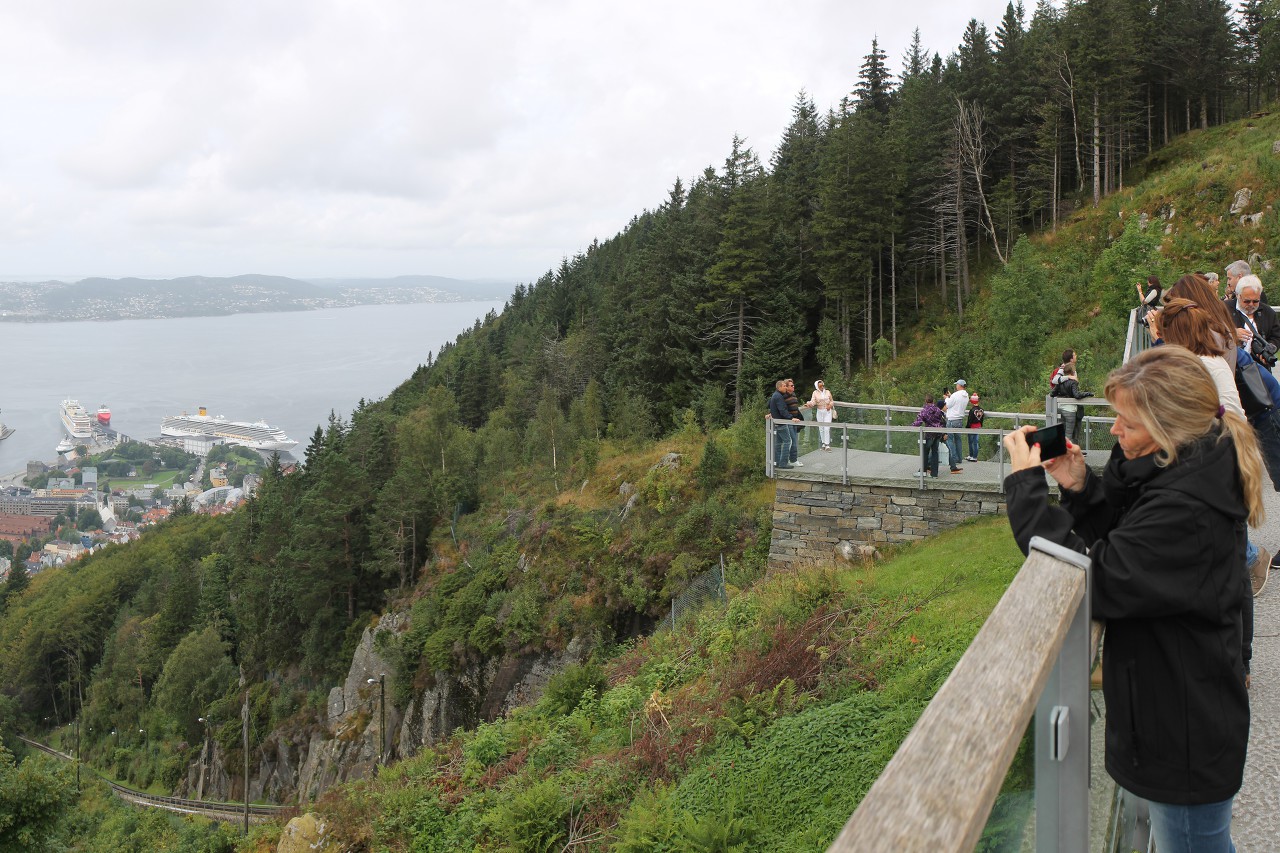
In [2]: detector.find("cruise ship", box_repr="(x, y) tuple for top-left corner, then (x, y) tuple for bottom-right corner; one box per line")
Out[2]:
(161, 407), (298, 452)
(60, 399), (93, 439)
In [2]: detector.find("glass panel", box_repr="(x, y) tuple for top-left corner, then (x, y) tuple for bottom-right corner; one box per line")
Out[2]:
(975, 718), (1035, 852)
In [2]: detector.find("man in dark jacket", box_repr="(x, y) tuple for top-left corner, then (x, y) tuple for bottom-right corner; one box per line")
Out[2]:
(767, 380), (799, 469)
(1229, 276), (1280, 368)
(783, 378), (805, 466)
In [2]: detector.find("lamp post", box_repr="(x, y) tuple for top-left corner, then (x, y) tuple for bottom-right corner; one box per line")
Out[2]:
(196, 716), (211, 801)
(366, 676), (385, 765)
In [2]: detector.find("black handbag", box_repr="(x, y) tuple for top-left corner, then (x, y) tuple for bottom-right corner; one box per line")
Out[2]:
(1235, 354), (1273, 416)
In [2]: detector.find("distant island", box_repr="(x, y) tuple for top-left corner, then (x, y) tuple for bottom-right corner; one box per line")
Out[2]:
(0, 274), (514, 322)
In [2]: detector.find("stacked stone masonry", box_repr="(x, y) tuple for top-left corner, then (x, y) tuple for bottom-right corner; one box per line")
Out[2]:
(769, 479), (1007, 569)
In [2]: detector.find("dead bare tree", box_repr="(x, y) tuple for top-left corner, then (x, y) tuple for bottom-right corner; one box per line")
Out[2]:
(953, 97), (1007, 266)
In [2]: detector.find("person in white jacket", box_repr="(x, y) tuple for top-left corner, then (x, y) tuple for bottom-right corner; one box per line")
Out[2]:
(803, 380), (836, 450)
(943, 379), (969, 473)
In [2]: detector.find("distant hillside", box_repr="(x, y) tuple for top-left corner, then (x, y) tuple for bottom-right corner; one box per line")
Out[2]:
(0, 273), (510, 321)
(305, 274), (513, 299)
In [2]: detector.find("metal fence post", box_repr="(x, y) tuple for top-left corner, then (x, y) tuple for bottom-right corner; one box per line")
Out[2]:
(842, 423), (849, 486)
(884, 405), (892, 453)
(1030, 537), (1091, 853)
(765, 417), (774, 478)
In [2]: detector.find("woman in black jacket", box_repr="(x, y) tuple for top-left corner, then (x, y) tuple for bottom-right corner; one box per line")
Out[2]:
(1004, 345), (1262, 852)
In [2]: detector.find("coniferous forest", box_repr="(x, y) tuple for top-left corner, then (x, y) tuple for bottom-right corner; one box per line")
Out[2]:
(2, 1), (1280, 850)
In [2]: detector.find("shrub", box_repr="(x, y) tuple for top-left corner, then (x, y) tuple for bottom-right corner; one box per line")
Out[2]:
(542, 663), (607, 717)
(483, 777), (570, 853)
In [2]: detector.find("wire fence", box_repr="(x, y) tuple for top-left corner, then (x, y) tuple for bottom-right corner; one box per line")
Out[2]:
(660, 554), (727, 632)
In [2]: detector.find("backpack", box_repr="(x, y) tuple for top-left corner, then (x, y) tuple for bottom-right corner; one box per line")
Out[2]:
(1049, 365), (1064, 390)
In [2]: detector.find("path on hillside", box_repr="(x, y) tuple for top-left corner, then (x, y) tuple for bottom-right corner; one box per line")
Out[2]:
(1235, 487), (1280, 850)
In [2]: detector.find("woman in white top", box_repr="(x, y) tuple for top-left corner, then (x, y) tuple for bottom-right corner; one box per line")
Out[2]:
(1158, 297), (1245, 417)
(804, 380), (836, 450)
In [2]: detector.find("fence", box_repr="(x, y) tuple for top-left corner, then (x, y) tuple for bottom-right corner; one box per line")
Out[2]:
(660, 555), (726, 632)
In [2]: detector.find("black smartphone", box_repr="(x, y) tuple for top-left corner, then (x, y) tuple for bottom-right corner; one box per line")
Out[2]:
(1026, 422), (1067, 460)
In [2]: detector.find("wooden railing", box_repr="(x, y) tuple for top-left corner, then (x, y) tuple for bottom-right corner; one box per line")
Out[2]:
(827, 538), (1099, 853)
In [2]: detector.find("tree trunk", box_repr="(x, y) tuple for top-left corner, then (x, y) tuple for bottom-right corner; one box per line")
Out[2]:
(1199, 92), (1208, 130)
(733, 298), (745, 419)
(1092, 91), (1101, 206)
(890, 233), (898, 358)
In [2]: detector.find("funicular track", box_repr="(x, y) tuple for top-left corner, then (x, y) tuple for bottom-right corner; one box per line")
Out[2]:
(16, 735), (293, 825)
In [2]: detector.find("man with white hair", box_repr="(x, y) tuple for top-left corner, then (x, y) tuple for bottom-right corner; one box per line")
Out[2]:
(1232, 274), (1280, 369)
(1223, 259), (1252, 303)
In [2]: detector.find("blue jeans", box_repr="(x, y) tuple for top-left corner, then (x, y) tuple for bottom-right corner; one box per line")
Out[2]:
(922, 434), (940, 477)
(1144, 795), (1236, 853)
(1251, 408), (1280, 491)
(774, 421), (794, 468)
(791, 424), (800, 463)
(967, 430), (980, 460)
(946, 419), (963, 469)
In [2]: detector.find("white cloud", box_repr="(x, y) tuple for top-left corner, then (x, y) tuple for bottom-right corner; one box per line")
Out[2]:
(0, 0), (1018, 282)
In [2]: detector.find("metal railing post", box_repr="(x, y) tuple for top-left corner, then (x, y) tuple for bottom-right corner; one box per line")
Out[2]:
(884, 405), (892, 453)
(1031, 537), (1092, 853)
(841, 423), (849, 485)
(765, 417), (774, 478)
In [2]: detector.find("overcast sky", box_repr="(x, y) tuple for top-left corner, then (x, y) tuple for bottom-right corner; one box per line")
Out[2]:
(0, 1), (1017, 287)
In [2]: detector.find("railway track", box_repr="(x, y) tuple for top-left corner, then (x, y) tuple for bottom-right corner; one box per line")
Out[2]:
(16, 735), (293, 825)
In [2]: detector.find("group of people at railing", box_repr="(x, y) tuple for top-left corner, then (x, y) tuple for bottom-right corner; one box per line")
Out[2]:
(1002, 258), (1277, 851)
(909, 380), (984, 477)
(766, 376), (838, 468)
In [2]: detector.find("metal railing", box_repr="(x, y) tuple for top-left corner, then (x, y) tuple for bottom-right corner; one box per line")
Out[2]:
(827, 537), (1100, 852)
(16, 734), (291, 825)
(765, 414), (1047, 490)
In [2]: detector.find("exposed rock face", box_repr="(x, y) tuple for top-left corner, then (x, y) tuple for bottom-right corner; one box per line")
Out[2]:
(181, 609), (590, 805)
(1272, 140), (1280, 155)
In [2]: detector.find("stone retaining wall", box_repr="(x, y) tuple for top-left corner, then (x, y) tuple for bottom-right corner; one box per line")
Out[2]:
(769, 478), (1007, 569)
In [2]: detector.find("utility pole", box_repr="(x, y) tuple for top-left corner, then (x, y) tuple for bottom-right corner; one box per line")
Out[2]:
(240, 668), (250, 836)
(367, 675), (385, 765)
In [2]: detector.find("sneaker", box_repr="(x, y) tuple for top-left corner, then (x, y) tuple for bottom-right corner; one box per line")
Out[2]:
(1250, 546), (1271, 596)
(914, 471), (927, 477)
(792, 461), (804, 467)
(965, 456), (977, 462)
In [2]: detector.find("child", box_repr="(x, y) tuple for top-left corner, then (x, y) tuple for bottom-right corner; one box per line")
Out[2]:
(965, 393), (985, 462)
(912, 393), (946, 478)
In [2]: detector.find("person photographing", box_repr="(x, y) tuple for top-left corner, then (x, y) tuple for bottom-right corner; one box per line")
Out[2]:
(1003, 345), (1259, 853)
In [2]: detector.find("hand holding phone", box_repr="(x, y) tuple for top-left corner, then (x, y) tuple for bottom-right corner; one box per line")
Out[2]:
(1025, 422), (1067, 461)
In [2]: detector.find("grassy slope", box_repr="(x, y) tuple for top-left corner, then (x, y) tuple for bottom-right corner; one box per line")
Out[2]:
(258, 519), (1025, 852)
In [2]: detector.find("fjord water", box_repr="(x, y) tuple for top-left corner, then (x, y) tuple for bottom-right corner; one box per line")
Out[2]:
(0, 300), (504, 474)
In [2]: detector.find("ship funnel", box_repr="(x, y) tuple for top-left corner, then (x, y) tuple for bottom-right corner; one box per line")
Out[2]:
(199, 406), (207, 416)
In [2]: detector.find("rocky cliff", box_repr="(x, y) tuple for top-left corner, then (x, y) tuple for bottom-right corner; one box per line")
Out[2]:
(181, 607), (585, 804)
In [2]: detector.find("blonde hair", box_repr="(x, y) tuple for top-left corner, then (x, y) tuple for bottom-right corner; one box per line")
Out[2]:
(1105, 346), (1264, 527)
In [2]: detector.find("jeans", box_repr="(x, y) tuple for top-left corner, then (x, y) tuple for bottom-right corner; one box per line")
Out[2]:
(967, 430), (980, 460)
(790, 424), (800, 463)
(1251, 408), (1280, 491)
(921, 434), (940, 477)
(1061, 407), (1080, 443)
(1143, 794), (1237, 853)
(774, 420), (794, 468)
(945, 419), (963, 469)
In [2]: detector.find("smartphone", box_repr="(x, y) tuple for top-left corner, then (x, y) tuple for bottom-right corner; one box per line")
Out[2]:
(1026, 422), (1067, 460)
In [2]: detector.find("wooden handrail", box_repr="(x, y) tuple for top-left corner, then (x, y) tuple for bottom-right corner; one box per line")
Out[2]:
(828, 547), (1092, 852)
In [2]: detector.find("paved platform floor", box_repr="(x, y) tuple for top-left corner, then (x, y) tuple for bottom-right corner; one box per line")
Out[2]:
(1234, 485), (1280, 850)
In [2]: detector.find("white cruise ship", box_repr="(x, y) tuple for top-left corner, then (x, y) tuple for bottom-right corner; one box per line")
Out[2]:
(60, 399), (93, 439)
(161, 407), (299, 452)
